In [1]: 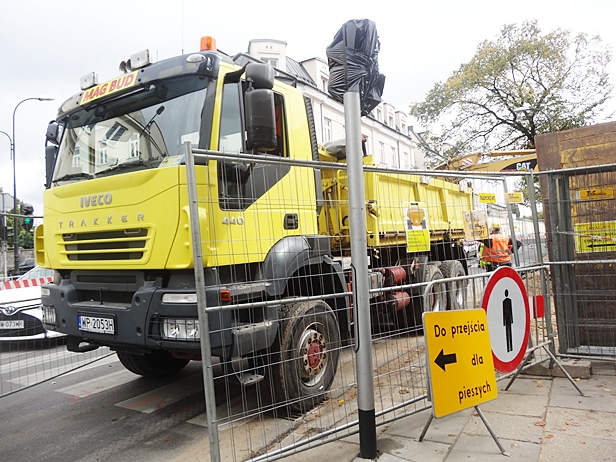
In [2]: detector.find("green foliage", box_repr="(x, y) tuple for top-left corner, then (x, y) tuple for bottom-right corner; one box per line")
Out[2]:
(410, 20), (613, 163)
(18, 228), (33, 249)
(514, 175), (541, 209)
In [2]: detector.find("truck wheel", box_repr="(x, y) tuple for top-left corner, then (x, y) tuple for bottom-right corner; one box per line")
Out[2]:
(440, 260), (467, 310)
(117, 350), (190, 378)
(424, 264), (447, 312)
(265, 300), (341, 412)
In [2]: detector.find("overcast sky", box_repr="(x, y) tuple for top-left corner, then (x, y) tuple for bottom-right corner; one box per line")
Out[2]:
(1, 0), (615, 218)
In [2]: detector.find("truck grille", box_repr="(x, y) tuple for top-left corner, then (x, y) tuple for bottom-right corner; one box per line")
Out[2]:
(61, 228), (151, 261)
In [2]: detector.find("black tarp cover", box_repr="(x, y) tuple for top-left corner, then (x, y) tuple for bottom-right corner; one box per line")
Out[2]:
(326, 19), (386, 116)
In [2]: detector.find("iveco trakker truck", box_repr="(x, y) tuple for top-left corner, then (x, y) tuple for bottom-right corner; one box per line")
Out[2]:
(38, 38), (473, 410)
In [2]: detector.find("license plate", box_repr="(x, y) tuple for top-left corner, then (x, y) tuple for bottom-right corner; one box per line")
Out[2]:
(0, 320), (24, 329)
(78, 315), (115, 334)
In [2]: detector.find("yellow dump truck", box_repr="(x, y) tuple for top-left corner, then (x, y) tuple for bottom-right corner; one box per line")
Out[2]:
(38, 38), (473, 410)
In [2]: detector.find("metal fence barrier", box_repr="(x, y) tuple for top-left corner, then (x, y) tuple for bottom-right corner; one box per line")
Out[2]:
(181, 144), (561, 461)
(542, 163), (616, 361)
(5, 147), (610, 462)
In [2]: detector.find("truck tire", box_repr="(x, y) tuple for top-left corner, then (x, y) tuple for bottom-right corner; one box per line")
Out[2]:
(440, 260), (467, 310)
(424, 264), (447, 312)
(264, 300), (340, 412)
(117, 350), (190, 378)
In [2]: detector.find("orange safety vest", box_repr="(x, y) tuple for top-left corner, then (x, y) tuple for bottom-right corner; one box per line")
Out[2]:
(481, 233), (512, 263)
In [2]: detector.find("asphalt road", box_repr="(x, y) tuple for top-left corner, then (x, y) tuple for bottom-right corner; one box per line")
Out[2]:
(0, 331), (428, 462)
(0, 347), (221, 462)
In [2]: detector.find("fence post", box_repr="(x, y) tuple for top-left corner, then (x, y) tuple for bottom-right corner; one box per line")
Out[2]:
(502, 178), (520, 267)
(343, 91), (377, 459)
(184, 141), (221, 462)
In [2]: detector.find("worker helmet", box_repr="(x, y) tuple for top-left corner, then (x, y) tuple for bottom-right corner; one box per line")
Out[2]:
(492, 222), (501, 231)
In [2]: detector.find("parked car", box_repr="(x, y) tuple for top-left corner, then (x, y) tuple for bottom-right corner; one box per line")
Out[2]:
(7, 258), (36, 277)
(0, 267), (63, 342)
(17, 266), (54, 281)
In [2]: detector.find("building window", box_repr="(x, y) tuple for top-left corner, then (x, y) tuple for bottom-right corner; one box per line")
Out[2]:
(402, 151), (410, 169)
(388, 116), (394, 127)
(98, 141), (108, 165)
(265, 58), (278, 67)
(323, 118), (332, 142)
(379, 142), (385, 163)
(376, 109), (382, 122)
(322, 78), (328, 92)
(391, 146), (398, 167)
(72, 145), (81, 167)
(129, 134), (139, 158)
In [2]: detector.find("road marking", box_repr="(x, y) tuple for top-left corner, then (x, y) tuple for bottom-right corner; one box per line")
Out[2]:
(56, 370), (137, 398)
(0, 347), (110, 374)
(116, 373), (204, 413)
(60, 353), (117, 377)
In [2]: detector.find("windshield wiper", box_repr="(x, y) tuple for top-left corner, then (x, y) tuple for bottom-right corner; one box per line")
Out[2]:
(97, 158), (153, 176)
(53, 172), (93, 183)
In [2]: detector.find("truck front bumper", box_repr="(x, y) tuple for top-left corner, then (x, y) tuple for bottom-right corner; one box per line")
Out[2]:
(41, 272), (233, 358)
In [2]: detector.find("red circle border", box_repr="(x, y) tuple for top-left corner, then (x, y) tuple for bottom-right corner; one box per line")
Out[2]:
(481, 266), (530, 373)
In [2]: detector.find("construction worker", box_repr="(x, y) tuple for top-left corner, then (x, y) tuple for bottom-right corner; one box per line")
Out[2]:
(480, 223), (514, 272)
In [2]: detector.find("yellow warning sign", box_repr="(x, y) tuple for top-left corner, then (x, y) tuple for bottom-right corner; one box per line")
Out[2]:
(577, 188), (614, 201)
(463, 210), (488, 240)
(574, 221), (616, 253)
(504, 192), (523, 204)
(478, 193), (496, 204)
(404, 203), (430, 252)
(423, 309), (498, 418)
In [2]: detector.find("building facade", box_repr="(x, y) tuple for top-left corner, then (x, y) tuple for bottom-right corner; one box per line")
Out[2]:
(245, 39), (425, 169)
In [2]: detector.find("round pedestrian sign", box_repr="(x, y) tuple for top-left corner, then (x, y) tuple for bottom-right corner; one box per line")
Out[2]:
(481, 266), (530, 373)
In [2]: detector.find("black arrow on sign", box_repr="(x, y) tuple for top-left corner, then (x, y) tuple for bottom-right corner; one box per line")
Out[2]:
(434, 349), (457, 371)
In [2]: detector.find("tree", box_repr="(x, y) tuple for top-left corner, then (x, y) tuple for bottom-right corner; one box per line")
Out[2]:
(410, 20), (613, 164)
(18, 228), (33, 249)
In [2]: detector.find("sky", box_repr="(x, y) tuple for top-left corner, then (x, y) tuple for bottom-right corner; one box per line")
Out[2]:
(1, 0), (615, 220)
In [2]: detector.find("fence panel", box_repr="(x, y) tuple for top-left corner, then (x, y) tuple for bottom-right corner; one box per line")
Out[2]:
(543, 164), (616, 359)
(182, 146), (555, 461)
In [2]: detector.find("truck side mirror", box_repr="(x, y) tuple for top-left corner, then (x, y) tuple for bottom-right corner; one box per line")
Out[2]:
(45, 144), (58, 189)
(244, 63), (277, 152)
(245, 63), (274, 90)
(46, 121), (62, 145)
(245, 89), (276, 152)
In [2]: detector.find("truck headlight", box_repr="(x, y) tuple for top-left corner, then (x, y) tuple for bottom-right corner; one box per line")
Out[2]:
(162, 294), (197, 304)
(161, 318), (200, 340)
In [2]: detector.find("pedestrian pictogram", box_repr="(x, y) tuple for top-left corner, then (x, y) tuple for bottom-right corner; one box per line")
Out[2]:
(423, 309), (498, 418)
(481, 266), (530, 373)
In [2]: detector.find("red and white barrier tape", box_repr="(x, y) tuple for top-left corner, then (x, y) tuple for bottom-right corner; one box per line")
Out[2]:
(1, 277), (53, 290)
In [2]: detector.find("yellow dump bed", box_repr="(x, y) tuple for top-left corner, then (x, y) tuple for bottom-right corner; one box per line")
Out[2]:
(318, 149), (474, 250)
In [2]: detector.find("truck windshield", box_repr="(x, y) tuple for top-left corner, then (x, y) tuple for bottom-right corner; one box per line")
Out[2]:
(53, 76), (211, 184)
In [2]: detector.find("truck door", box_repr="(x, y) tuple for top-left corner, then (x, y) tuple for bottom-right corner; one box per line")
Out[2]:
(217, 81), (290, 210)
(211, 80), (297, 266)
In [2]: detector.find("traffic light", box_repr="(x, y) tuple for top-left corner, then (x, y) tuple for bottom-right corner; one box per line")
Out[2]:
(21, 203), (34, 232)
(22, 216), (33, 232)
(6, 226), (14, 248)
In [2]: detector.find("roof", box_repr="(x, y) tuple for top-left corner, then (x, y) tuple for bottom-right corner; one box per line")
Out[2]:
(285, 57), (316, 87)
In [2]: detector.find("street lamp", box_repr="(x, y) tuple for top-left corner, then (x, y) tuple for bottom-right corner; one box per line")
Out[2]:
(9, 96), (55, 274)
(0, 131), (11, 277)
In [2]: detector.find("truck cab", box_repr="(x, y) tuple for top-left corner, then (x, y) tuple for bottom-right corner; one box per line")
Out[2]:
(39, 41), (347, 411)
